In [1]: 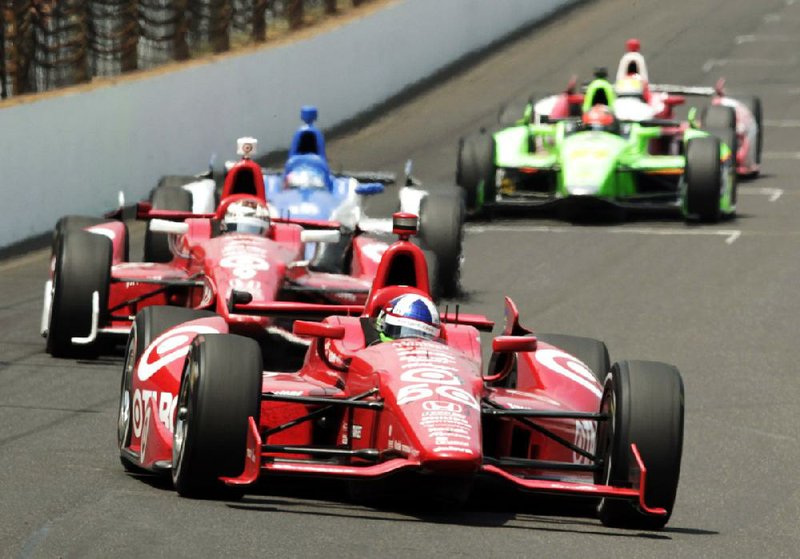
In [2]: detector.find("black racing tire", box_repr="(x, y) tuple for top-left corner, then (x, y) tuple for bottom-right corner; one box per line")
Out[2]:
(701, 104), (738, 167)
(684, 136), (722, 223)
(118, 306), (217, 472)
(738, 95), (763, 166)
(418, 189), (465, 298)
(51, 215), (105, 255)
(172, 334), (263, 499)
(456, 132), (497, 216)
(595, 360), (684, 530)
(46, 230), (112, 358)
(144, 185), (193, 263)
(536, 333), (610, 383)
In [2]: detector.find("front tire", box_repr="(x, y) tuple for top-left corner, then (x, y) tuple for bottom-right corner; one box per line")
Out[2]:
(118, 307), (217, 472)
(144, 185), (193, 262)
(684, 136), (723, 223)
(595, 360), (684, 530)
(172, 334), (263, 498)
(456, 132), (496, 216)
(46, 230), (112, 358)
(418, 188), (465, 298)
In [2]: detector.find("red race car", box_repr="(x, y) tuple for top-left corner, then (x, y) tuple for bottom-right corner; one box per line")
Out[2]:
(41, 195), (390, 358)
(117, 213), (685, 530)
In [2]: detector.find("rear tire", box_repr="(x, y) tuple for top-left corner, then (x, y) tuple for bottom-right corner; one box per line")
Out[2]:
(595, 360), (684, 530)
(118, 307), (217, 472)
(144, 186), (193, 262)
(418, 189), (465, 298)
(684, 136), (722, 223)
(738, 95), (763, 167)
(172, 334), (263, 499)
(456, 132), (496, 216)
(701, 104), (737, 158)
(46, 230), (111, 358)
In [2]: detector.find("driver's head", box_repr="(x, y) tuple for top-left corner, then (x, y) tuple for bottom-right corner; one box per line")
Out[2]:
(582, 104), (616, 131)
(222, 198), (271, 236)
(375, 294), (441, 342)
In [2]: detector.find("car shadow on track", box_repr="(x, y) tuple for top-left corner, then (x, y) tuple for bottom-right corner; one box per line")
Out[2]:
(222, 476), (718, 540)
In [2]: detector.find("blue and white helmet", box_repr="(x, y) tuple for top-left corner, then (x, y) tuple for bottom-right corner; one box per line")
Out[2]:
(376, 294), (441, 341)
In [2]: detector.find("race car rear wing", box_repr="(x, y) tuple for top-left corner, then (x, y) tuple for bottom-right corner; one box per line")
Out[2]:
(228, 290), (364, 319)
(649, 84), (715, 96)
(137, 202), (343, 231)
(256, 165), (397, 185)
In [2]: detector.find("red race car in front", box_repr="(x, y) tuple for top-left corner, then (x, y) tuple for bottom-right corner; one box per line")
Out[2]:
(118, 213), (685, 530)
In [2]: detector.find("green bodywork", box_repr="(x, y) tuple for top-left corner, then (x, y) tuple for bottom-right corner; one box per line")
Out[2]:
(490, 116), (735, 216)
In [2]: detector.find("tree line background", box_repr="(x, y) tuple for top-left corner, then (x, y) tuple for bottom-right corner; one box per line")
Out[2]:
(0, 0), (372, 99)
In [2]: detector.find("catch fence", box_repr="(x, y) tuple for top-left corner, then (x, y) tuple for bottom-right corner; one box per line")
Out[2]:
(0, 0), (372, 99)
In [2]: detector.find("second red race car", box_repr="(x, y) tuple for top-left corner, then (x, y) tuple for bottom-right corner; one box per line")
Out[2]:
(117, 213), (685, 530)
(41, 195), (383, 358)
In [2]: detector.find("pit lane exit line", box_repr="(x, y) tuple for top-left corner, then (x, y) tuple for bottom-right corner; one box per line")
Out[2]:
(466, 225), (742, 244)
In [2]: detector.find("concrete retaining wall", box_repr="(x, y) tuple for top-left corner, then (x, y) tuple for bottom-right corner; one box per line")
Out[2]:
(0, 0), (576, 248)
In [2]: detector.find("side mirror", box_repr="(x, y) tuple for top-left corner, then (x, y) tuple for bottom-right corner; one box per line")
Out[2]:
(300, 229), (341, 244)
(355, 182), (384, 195)
(492, 335), (537, 353)
(687, 107), (699, 129)
(149, 219), (189, 235)
(293, 320), (345, 340)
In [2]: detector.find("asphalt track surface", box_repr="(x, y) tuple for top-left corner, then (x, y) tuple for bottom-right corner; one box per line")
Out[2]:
(2, 0), (800, 557)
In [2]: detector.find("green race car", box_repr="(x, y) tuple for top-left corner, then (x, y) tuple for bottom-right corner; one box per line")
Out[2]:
(456, 79), (737, 222)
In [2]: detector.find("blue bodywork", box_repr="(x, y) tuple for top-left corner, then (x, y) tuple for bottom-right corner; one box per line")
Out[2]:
(264, 106), (384, 258)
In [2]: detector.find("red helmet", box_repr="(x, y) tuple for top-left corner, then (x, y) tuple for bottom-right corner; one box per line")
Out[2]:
(582, 105), (616, 128)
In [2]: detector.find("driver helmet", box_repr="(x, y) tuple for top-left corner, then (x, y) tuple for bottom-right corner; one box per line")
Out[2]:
(284, 165), (328, 190)
(375, 294), (441, 342)
(222, 198), (271, 236)
(582, 104), (616, 131)
(615, 75), (645, 99)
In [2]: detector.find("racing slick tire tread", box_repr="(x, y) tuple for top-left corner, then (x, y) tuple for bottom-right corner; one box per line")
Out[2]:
(172, 334), (262, 499)
(46, 229), (112, 358)
(144, 185), (193, 263)
(118, 307), (217, 472)
(738, 95), (763, 167)
(456, 132), (497, 216)
(537, 333), (611, 383)
(418, 188), (465, 298)
(701, 104), (738, 196)
(595, 360), (684, 530)
(684, 136), (723, 223)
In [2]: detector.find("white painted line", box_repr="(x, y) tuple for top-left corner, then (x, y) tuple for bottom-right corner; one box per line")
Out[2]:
(703, 57), (796, 73)
(466, 224), (742, 244)
(735, 34), (800, 44)
(738, 186), (784, 202)
(763, 152), (800, 160)
(764, 13), (800, 22)
(764, 119), (800, 127)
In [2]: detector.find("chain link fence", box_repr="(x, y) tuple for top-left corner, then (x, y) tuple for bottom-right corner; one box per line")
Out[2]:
(0, 0), (372, 99)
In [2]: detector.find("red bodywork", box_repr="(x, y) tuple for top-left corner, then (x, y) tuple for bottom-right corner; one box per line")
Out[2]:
(122, 224), (665, 517)
(57, 196), (391, 345)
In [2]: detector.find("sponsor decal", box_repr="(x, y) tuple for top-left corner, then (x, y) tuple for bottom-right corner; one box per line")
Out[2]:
(535, 348), (602, 398)
(219, 240), (272, 280)
(394, 342), (479, 411)
(574, 420), (597, 465)
(137, 324), (220, 382)
(133, 389), (178, 438)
